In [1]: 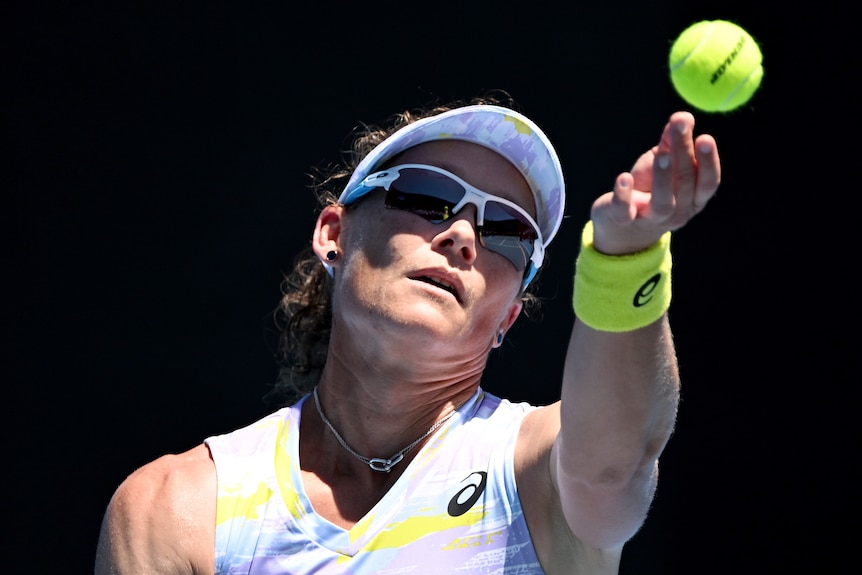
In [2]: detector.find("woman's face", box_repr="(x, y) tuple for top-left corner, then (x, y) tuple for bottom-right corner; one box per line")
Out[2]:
(326, 139), (535, 369)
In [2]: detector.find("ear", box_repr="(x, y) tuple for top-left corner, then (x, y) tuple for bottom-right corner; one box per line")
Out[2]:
(493, 299), (523, 348)
(312, 205), (345, 267)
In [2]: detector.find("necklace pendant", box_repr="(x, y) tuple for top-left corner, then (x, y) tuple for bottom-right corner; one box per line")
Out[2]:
(369, 453), (403, 473)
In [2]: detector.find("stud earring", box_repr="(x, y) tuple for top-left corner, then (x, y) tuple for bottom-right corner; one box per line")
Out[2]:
(496, 332), (504, 345)
(326, 250), (338, 262)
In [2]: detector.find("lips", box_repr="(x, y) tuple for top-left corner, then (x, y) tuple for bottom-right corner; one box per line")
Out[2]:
(409, 271), (463, 303)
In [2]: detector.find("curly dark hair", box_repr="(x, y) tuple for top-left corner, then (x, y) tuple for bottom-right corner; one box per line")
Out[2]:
(270, 91), (548, 406)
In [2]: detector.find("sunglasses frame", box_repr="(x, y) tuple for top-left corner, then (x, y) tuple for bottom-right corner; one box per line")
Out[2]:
(341, 164), (544, 290)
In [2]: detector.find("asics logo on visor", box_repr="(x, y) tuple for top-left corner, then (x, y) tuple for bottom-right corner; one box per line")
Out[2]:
(341, 164), (545, 276)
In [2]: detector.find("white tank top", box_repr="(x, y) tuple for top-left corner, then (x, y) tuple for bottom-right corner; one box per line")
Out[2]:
(205, 387), (545, 574)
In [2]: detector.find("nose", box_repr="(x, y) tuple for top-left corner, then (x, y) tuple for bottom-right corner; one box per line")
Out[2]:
(431, 205), (479, 267)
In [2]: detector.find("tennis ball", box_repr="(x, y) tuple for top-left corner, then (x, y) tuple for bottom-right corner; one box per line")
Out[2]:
(669, 20), (763, 112)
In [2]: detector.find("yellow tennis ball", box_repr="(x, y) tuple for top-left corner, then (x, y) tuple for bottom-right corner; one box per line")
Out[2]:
(669, 20), (763, 112)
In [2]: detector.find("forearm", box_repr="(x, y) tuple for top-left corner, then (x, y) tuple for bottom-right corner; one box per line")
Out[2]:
(550, 313), (679, 548)
(559, 315), (679, 486)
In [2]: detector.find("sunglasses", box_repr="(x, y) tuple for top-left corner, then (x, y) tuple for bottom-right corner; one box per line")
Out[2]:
(341, 164), (544, 285)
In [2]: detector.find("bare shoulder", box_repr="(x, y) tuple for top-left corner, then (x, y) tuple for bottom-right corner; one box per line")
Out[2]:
(515, 403), (622, 575)
(95, 443), (216, 575)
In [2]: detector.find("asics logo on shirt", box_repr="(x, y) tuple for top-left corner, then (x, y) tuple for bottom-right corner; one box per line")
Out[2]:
(447, 471), (488, 517)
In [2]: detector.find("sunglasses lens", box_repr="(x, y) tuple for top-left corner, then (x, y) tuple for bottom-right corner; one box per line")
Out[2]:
(481, 202), (539, 241)
(478, 235), (533, 271)
(385, 169), (463, 223)
(479, 202), (537, 271)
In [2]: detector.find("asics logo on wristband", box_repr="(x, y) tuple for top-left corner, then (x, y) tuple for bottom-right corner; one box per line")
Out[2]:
(633, 273), (662, 307)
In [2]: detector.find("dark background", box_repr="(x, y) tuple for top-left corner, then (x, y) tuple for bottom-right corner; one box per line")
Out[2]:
(6, 1), (858, 573)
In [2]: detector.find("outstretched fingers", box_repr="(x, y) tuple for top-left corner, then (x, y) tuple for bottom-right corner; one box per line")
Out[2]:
(591, 111), (722, 254)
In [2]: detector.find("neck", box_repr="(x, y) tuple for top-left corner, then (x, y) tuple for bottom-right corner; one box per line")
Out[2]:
(308, 376), (478, 468)
(313, 386), (458, 472)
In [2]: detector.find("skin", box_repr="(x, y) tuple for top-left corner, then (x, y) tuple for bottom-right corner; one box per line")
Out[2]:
(95, 111), (720, 574)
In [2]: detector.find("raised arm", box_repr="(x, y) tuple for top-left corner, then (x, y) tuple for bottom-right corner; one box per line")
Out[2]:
(553, 111), (720, 548)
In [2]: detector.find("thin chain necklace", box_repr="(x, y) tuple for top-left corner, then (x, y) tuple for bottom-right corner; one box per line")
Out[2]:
(312, 386), (458, 473)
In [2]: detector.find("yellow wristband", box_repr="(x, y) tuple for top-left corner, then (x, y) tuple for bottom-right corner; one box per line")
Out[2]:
(573, 221), (672, 332)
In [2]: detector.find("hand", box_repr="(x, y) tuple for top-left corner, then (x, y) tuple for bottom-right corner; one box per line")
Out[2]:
(590, 111), (721, 255)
